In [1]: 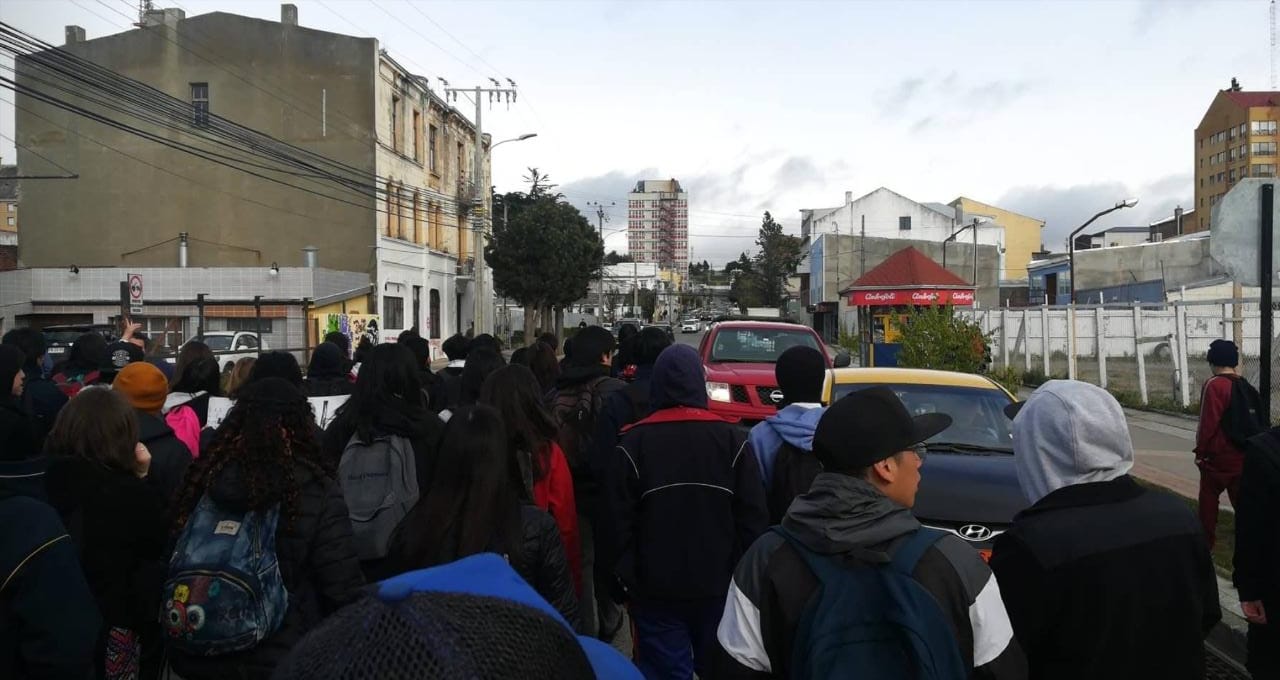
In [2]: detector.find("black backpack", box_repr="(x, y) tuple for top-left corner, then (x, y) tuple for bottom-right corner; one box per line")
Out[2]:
(1221, 376), (1268, 448)
(767, 441), (824, 524)
(550, 376), (613, 472)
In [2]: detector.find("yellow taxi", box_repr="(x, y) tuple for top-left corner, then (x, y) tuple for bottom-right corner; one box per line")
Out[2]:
(822, 367), (1023, 559)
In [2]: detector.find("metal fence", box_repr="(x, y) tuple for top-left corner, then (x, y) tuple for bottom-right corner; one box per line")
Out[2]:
(962, 297), (1279, 421)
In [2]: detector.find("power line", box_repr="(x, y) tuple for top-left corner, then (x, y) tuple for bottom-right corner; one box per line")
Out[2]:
(0, 131), (78, 177)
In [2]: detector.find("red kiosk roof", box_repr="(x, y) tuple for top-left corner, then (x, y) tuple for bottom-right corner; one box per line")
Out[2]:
(842, 246), (975, 307)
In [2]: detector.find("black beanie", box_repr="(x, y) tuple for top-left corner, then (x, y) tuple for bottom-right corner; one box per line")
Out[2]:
(775, 346), (826, 406)
(1207, 339), (1239, 368)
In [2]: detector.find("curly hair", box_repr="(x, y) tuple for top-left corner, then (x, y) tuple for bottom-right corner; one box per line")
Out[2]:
(171, 377), (331, 534)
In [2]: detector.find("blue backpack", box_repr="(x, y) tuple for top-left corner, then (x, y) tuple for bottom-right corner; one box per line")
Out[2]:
(774, 526), (967, 680)
(161, 493), (288, 655)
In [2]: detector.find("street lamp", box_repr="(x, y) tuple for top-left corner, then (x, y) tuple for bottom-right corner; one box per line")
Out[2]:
(491, 133), (537, 149)
(943, 218), (984, 285)
(1067, 198), (1138, 304)
(480, 132), (536, 338)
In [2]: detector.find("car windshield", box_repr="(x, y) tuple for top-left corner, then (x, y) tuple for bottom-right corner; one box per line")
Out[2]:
(194, 335), (233, 351)
(709, 328), (821, 363)
(43, 330), (88, 345)
(831, 383), (1014, 452)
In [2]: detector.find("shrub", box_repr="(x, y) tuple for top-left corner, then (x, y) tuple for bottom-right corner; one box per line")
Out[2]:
(988, 365), (1022, 395)
(896, 305), (988, 374)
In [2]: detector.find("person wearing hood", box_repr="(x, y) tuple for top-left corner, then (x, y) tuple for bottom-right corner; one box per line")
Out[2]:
(991, 380), (1219, 680)
(428, 333), (470, 413)
(304, 342), (355, 398)
(747, 345), (827, 523)
(274, 553), (641, 680)
(113, 361), (193, 504)
(605, 344), (768, 679)
(1234, 424), (1280, 677)
(3, 328), (69, 452)
(716, 386), (1024, 680)
(0, 344), (38, 461)
(167, 378), (365, 680)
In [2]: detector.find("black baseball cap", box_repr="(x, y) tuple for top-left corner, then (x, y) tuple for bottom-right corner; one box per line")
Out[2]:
(813, 386), (952, 472)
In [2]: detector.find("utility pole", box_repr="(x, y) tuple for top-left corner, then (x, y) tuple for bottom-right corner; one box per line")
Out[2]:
(444, 84), (517, 335)
(588, 201), (613, 324)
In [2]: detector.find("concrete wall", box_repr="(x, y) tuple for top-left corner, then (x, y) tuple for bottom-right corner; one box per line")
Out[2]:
(1072, 236), (1220, 293)
(15, 12), (378, 272)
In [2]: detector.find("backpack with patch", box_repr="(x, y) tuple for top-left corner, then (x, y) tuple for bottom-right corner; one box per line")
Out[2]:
(767, 441), (823, 524)
(550, 375), (613, 472)
(774, 526), (967, 680)
(161, 494), (287, 655)
(52, 370), (100, 399)
(339, 433), (419, 561)
(1220, 375), (1268, 448)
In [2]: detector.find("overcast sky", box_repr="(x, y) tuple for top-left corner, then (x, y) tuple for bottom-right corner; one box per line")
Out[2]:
(0, 0), (1271, 265)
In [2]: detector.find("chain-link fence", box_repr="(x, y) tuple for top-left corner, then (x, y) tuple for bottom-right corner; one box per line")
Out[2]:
(966, 296), (1279, 422)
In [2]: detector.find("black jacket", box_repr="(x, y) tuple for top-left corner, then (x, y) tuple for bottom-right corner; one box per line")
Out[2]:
(0, 399), (39, 462)
(428, 365), (464, 413)
(136, 411), (192, 505)
(551, 363), (625, 518)
(715, 473), (1025, 679)
(515, 504), (580, 631)
(167, 462), (365, 680)
(0, 492), (101, 680)
(990, 475), (1220, 680)
(303, 377), (353, 398)
(1235, 428), (1280, 608)
(17, 366), (66, 454)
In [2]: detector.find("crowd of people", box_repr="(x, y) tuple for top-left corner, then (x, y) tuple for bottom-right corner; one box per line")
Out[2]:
(1, 323), (1276, 679)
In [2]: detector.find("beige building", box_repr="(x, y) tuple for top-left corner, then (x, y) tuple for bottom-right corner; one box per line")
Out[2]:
(948, 196), (1044, 284)
(13, 5), (490, 340)
(0, 165), (16, 270)
(628, 179), (689, 274)
(1194, 83), (1279, 233)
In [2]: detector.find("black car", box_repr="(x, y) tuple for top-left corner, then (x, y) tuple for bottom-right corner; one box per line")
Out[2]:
(42, 324), (117, 364)
(826, 369), (1027, 559)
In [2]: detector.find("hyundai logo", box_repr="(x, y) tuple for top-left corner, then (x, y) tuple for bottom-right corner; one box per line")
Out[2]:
(769, 390), (785, 404)
(958, 524), (994, 542)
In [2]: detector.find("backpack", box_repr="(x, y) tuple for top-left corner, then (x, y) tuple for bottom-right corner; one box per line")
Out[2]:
(550, 375), (613, 471)
(166, 405), (203, 459)
(767, 441), (823, 524)
(161, 493), (287, 655)
(774, 526), (967, 680)
(339, 433), (420, 561)
(51, 370), (100, 398)
(1220, 376), (1268, 448)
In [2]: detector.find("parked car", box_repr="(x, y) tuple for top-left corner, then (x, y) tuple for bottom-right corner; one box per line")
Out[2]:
(823, 367), (1025, 558)
(680, 318), (702, 333)
(649, 322), (675, 341)
(179, 331), (267, 370)
(612, 318), (642, 338)
(42, 324), (117, 365)
(700, 320), (850, 424)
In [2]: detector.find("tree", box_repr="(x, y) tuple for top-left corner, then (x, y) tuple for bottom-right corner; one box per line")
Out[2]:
(753, 211), (802, 307)
(637, 288), (657, 322)
(604, 250), (633, 266)
(896, 305), (989, 374)
(728, 253), (764, 313)
(486, 169), (603, 341)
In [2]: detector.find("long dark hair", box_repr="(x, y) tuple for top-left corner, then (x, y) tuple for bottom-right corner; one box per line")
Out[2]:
(386, 405), (524, 571)
(171, 356), (223, 396)
(171, 378), (329, 532)
(339, 343), (425, 441)
(479, 365), (559, 489)
(172, 341), (214, 388)
(527, 341), (560, 394)
(458, 347), (505, 407)
(44, 387), (139, 474)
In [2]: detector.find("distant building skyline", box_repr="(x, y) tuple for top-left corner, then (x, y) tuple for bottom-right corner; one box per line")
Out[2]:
(627, 179), (688, 273)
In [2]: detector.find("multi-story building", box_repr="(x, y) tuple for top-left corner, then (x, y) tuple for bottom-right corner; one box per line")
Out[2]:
(0, 164), (16, 270)
(627, 179), (688, 274)
(11, 5), (491, 348)
(1194, 81), (1279, 232)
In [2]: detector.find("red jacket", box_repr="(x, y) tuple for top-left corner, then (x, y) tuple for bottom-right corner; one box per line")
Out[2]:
(533, 441), (582, 592)
(1196, 375), (1244, 463)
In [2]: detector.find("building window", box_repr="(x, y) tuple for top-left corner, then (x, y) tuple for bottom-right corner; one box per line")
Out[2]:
(1252, 141), (1277, 156)
(384, 180), (394, 236)
(456, 142), (465, 182)
(190, 82), (209, 126)
(1241, 123), (1248, 136)
(1254, 163), (1277, 177)
(413, 109), (422, 162)
(1229, 168), (1236, 183)
(428, 124), (438, 173)
(391, 95), (402, 152)
(5, 217), (12, 226)
(412, 285), (422, 332)
(898, 216), (912, 230)
(1229, 127), (1237, 140)
(1253, 120), (1278, 135)
(6, 204), (13, 212)
(429, 289), (441, 338)
(384, 295), (405, 329)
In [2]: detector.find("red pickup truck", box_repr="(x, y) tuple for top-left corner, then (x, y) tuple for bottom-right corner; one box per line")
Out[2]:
(698, 320), (850, 423)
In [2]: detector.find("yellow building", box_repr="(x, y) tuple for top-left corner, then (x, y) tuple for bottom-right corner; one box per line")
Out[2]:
(1194, 85), (1279, 233)
(947, 196), (1044, 284)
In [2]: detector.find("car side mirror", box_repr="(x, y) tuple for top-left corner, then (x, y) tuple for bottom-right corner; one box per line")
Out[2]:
(833, 351), (852, 368)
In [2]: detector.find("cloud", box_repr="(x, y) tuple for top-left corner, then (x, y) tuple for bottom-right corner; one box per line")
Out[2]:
(877, 72), (1033, 130)
(1132, 0), (1205, 33)
(773, 156), (823, 188)
(996, 173), (1192, 250)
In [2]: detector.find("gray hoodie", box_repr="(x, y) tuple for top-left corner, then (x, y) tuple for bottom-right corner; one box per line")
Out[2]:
(1011, 380), (1133, 504)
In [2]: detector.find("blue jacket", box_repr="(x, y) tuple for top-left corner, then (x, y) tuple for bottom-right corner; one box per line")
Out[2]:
(379, 554), (641, 679)
(747, 404), (825, 491)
